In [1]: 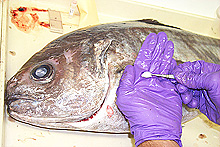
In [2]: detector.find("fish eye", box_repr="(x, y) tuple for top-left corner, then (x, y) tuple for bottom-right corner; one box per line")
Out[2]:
(31, 64), (54, 84)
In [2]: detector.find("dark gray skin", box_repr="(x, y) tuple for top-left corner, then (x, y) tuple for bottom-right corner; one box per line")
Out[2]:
(6, 20), (220, 133)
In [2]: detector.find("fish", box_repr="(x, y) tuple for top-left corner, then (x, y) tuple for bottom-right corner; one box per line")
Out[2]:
(5, 20), (220, 133)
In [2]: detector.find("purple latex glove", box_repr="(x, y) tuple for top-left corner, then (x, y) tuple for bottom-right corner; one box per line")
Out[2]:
(172, 60), (220, 124)
(116, 32), (182, 147)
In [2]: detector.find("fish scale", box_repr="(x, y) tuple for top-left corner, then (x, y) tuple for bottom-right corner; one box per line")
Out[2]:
(6, 20), (220, 133)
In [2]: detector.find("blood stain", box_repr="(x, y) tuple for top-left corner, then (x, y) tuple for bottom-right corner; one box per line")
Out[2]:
(31, 8), (48, 12)
(106, 105), (114, 118)
(10, 6), (49, 33)
(18, 137), (36, 142)
(198, 133), (207, 139)
(39, 22), (50, 28)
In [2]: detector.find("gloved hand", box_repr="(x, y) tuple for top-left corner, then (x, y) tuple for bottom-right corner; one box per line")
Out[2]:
(116, 32), (182, 147)
(172, 61), (220, 124)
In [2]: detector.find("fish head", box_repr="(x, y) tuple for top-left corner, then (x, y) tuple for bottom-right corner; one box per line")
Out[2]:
(6, 40), (110, 128)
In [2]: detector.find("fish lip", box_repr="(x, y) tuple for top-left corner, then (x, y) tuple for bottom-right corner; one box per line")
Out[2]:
(6, 94), (37, 106)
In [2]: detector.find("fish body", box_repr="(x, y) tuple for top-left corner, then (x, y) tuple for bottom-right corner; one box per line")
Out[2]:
(6, 20), (220, 133)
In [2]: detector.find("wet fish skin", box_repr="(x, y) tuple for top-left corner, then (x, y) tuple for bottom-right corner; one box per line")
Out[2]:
(6, 20), (220, 133)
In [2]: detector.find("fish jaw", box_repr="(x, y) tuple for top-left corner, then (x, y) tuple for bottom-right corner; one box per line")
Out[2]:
(7, 94), (94, 123)
(6, 91), (130, 133)
(7, 93), (107, 126)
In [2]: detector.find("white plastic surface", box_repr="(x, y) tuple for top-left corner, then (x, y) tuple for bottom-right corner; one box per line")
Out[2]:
(0, 0), (7, 146)
(217, 6), (220, 19)
(96, 0), (220, 39)
(130, 0), (220, 19)
(1, 0), (220, 147)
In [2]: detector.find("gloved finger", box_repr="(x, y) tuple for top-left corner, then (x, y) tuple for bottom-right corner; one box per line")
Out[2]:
(169, 58), (177, 72)
(175, 71), (218, 90)
(174, 70), (201, 89)
(176, 83), (193, 104)
(173, 61), (220, 89)
(160, 41), (174, 74)
(202, 90), (218, 112)
(134, 33), (157, 70)
(187, 98), (199, 108)
(186, 90), (200, 108)
(176, 84), (188, 93)
(180, 90), (193, 104)
(117, 65), (135, 88)
(116, 65), (135, 96)
(169, 59), (178, 84)
(190, 61), (220, 73)
(174, 61), (220, 75)
(149, 32), (168, 73)
(203, 71), (220, 93)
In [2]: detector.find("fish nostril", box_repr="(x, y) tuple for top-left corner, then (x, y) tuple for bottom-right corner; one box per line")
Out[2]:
(8, 82), (17, 89)
(7, 77), (19, 89)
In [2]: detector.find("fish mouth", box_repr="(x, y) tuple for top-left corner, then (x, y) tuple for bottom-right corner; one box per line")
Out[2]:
(7, 95), (36, 106)
(6, 94), (104, 125)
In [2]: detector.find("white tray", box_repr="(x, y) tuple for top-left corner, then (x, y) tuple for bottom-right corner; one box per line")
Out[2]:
(1, 0), (220, 146)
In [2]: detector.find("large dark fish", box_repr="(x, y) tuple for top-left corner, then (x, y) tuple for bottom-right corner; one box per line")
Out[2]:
(6, 20), (220, 133)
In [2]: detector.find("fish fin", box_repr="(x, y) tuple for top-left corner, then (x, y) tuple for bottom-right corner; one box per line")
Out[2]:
(137, 19), (181, 30)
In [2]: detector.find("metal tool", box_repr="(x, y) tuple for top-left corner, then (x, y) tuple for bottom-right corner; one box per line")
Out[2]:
(141, 71), (175, 79)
